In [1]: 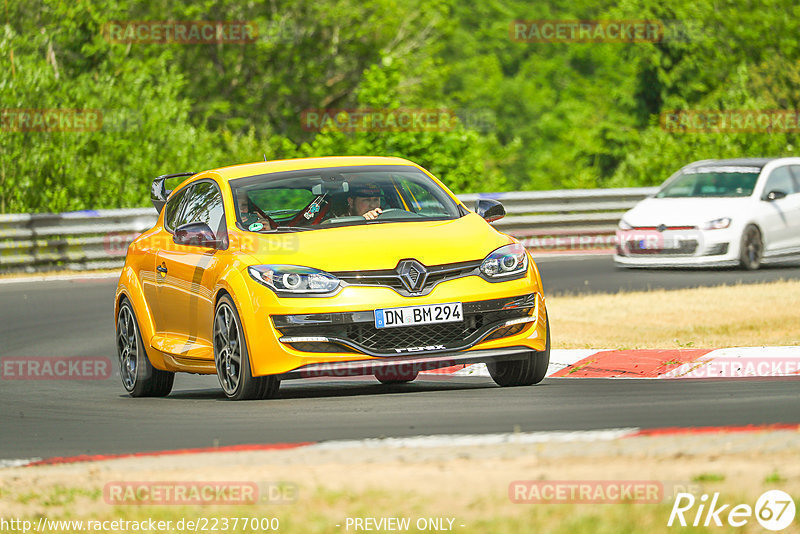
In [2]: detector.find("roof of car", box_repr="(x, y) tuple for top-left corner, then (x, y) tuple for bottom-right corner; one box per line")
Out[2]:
(683, 158), (779, 169)
(204, 156), (418, 181)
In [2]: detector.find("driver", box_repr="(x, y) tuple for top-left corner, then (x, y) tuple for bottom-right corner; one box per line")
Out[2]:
(236, 189), (272, 229)
(347, 182), (383, 220)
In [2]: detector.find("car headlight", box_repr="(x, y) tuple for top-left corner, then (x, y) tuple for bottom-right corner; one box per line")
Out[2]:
(480, 244), (529, 278)
(247, 265), (340, 295)
(701, 217), (732, 230)
(618, 219), (633, 230)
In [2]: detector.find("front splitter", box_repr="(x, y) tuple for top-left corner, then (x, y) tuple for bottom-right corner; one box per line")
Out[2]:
(279, 346), (533, 379)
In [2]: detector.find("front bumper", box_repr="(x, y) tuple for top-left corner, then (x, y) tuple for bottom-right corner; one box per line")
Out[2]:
(241, 273), (547, 377)
(614, 227), (740, 268)
(274, 293), (538, 357)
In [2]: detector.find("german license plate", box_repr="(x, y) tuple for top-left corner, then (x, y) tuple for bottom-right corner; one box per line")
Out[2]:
(658, 238), (682, 249)
(638, 238), (680, 250)
(374, 302), (463, 329)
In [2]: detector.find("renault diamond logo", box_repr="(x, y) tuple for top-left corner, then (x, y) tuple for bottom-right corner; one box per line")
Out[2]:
(408, 267), (420, 285)
(397, 259), (428, 293)
(657, 224), (667, 232)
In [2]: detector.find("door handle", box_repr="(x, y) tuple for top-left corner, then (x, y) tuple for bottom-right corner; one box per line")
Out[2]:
(157, 265), (168, 274)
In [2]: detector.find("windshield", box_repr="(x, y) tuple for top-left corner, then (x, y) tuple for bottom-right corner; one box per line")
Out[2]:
(230, 165), (462, 231)
(656, 166), (761, 198)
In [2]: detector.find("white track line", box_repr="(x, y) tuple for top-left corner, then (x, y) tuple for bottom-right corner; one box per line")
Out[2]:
(309, 429), (640, 451)
(0, 458), (42, 468)
(445, 350), (603, 378)
(0, 272), (121, 285)
(0, 430), (639, 468)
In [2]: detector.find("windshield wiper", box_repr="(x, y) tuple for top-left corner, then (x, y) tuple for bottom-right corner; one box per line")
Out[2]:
(263, 226), (314, 233)
(264, 209), (298, 217)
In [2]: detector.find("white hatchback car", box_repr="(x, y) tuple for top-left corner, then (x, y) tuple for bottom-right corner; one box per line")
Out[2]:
(615, 158), (800, 269)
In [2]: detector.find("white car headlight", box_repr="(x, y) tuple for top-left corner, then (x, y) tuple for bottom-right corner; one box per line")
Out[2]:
(618, 219), (633, 230)
(248, 265), (340, 295)
(480, 244), (529, 278)
(701, 217), (732, 230)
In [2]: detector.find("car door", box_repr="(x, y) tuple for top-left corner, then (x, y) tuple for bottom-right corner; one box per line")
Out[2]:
(785, 166), (800, 249)
(142, 185), (191, 337)
(758, 166), (800, 252)
(155, 181), (227, 359)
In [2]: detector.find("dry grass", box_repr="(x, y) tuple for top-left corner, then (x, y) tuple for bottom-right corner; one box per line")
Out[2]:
(547, 280), (800, 349)
(2, 437), (799, 534)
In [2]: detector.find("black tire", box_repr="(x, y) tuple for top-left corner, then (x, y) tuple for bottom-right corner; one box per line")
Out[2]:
(488, 315), (550, 387)
(116, 299), (174, 397)
(375, 366), (419, 384)
(739, 225), (763, 271)
(213, 294), (280, 400)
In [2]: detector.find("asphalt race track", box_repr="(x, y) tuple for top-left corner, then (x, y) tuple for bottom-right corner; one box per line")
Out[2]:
(535, 254), (800, 295)
(1, 255), (800, 460)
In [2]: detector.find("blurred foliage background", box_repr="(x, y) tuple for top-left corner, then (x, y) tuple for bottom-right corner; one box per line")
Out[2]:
(1, 0), (799, 212)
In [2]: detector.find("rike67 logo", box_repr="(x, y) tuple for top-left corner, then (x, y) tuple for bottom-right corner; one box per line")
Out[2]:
(668, 490), (796, 531)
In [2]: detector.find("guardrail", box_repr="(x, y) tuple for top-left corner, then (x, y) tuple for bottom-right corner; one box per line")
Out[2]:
(0, 187), (657, 273)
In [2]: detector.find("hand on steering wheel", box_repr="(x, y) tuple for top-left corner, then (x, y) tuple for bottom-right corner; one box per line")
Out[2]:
(362, 208), (383, 220)
(251, 206), (277, 229)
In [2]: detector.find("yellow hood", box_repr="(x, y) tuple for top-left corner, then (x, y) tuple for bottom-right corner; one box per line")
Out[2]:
(242, 213), (512, 271)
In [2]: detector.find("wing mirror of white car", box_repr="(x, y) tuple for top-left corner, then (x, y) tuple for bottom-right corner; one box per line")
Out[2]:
(475, 199), (506, 223)
(173, 222), (223, 249)
(765, 190), (788, 201)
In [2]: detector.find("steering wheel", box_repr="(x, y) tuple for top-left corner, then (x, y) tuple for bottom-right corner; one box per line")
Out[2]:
(249, 205), (277, 230)
(371, 208), (407, 219)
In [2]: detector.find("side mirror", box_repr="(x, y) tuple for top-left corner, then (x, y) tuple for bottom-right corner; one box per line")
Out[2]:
(475, 199), (506, 223)
(174, 222), (222, 249)
(765, 190), (788, 201)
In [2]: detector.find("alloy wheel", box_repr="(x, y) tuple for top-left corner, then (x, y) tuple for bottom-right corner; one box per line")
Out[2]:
(214, 303), (242, 396)
(116, 305), (138, 391)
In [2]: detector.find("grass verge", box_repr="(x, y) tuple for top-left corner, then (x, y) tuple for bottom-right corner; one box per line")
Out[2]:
(547, 280), (800, 349)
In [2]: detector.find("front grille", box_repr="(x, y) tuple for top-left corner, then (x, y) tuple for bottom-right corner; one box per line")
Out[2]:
(333, 259), (482, 296)
(626, 239), (698, 256)
(274, 295), (537, 355)
(340, 308), (524, 351)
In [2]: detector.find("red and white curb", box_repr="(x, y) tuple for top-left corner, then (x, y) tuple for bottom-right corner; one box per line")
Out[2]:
(424, 347), (800, 379)
(4, 423), (799, 469)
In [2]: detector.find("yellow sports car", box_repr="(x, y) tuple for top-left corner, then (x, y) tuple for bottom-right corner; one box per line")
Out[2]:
(114, 156), (549, 400)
